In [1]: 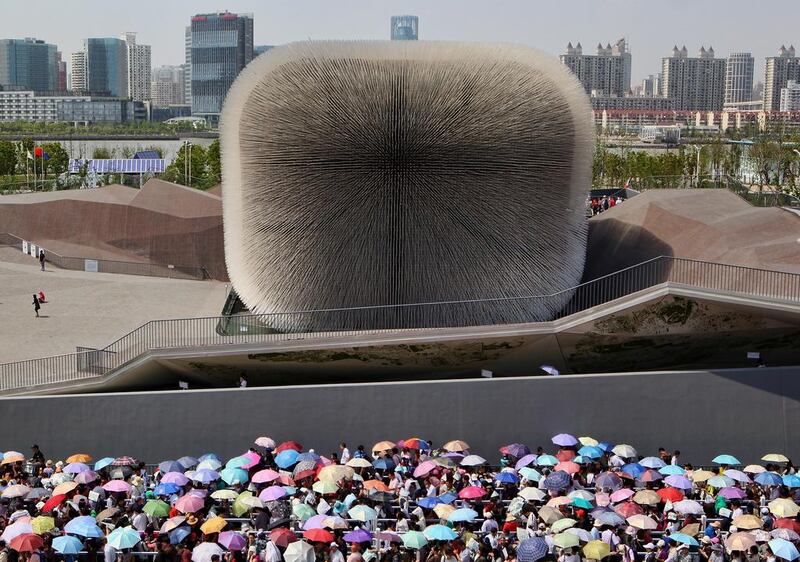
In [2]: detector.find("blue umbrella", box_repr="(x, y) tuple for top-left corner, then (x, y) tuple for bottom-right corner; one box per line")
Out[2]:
(496, 472), (520, 484)
(542, 470), (571, 491)
(448, 508), (478, 522)
(226, 456), (250, 469)
(53, 536), (83, 555)
(169, 525), (191, 545)
(712, 454), (741, 465)
(423, 525), (458, 541)
(220, 467), (249, 485)
(296, 452), (320, 463)
(154, 483), (180, 496)
(159, 461), (184, 474)
(107, 527), (141, 550)
(438, 492), (457, 504)
(418, 497), (441, 509)
(520, 467), (542, 482)
(594, 472), (622, 490)
(639, 457), (666, 469)
(621, 463), (645, 477)
(94, 457), (115, 471)
(192, 469), (220, 484)
(783, 475), (800, 488)
(659, 465), (685, 476)
(578, 446), (603, 459)
(536, 455), (558, 467)
(517, 538), (549, 562)
(595, 512), (625, 526)
(769, 538), (800, 561)
(178, 456), (198, 469)
(597, 442), (614, 453)
(275, 450), (300, 469)
(65, 515), (104, 538)
(373, 458), (395, 470)
(198, 453), (219, 462)
(669, 533), (700, 547)
(756, 472), (783, 487)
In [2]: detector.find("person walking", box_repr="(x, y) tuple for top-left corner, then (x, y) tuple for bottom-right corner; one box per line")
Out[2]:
(38, 250), (45, 271)
(32, 293), (41, 317)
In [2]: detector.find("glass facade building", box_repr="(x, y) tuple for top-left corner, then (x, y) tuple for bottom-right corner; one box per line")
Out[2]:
(390, 16), (418, 41)
(85, 38), (128, 98)
(190, 12), (253, 120)
(0, 38), (58, 91)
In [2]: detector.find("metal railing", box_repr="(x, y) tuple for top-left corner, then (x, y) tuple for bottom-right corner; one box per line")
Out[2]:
(0, 256), (798, 393)
(0, 232), (209, 280)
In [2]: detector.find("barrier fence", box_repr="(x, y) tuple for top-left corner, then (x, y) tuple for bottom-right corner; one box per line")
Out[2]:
(0, 255), (798, 393)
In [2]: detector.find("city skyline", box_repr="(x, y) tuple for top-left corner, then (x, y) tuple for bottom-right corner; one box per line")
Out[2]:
(1, 0), (798, 85)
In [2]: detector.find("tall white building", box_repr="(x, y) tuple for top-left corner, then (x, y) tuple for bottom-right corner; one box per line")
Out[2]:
(764, 45), (799, 111)
(120, 32), (151, 101)
(560, 39), (632, 97)
(184, 26), (192, 107)
(641, 74), (661, 97)
(70, 51), (86, 94)
(661, 46), (726, 111)
(725, 52), (754, 104)
(151, 65), (185, 107)
(780, 80), (800, 111)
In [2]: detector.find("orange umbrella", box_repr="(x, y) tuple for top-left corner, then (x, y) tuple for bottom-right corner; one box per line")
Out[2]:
(363, 480), (389, 492)
(1, 454), (25, 466)
(555, 461), (580, 475)
(442, 440), (470, 452)
(10, 534), (43, 553)
(66, 454), (92, 463)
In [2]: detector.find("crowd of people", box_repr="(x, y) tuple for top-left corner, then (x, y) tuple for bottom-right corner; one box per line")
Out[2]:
(1, 437), (799, 562)
(587, 196), (624, 216)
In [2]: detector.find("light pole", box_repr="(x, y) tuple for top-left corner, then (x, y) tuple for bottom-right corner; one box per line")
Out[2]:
(793, 149), (800, 190)
(690, 145), (702, 188)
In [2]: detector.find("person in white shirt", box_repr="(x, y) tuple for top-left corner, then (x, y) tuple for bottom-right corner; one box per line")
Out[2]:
(132, 509), (148, 532)
(330, 544), (345, 562)
(340, 443), (351, 465)
(480, 515), (498, 534)
(264, 541), (282, 562)
(103, 543), (117, 562)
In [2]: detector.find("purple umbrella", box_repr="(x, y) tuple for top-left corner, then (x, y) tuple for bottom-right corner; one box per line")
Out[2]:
(74, 470), (99, 484)
(664, 475), (693, 490)
(303, 515), (327, 530)
(551, 434), (578, 447)
(343, 529), (373, 543)
(162, 472), (190, 486)
(501, 443), (531, 458)
(719, 486), (747, 500)
(724, 470), (752, 484)
(64, 462), (91, 474)
(258, 486), (287, 501)
(595, 472), (623, 491)
(218, 531), (247, 551)
(515, 454), (538, 470)
(188, 489), (208, 498)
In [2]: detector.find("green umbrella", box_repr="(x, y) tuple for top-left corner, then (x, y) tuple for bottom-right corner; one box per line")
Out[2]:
(292, 503), (315, 521)
(348, 505), (377, 522)
(402, 531), (428, 550)
(143, 500), (170, 518)
(553, 532), (580, 549)
(552, 518), (578, 534)
(107, 526), (141, 550)
(232, 492), (253, 517)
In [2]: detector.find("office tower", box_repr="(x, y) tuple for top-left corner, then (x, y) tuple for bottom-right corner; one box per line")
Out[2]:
(725, 52), (754, 104)
(764, 45), (799, 111)
(120, 32), (151, 101)
(660, 45), (726, 111)
(85, 37), (128, 97)
(55, 51), (67, 92)
(70, 51), (86, 94)
(560, 39), (632, 97)
(780, 81), (800, 111)
(184, 26), (192, 107)
(151, 65), (185, 106)
(190, 12), (253, 120)
(641, 74), (661, 97)
(0, 38), (58, 91)
(390, 15), (418, 41)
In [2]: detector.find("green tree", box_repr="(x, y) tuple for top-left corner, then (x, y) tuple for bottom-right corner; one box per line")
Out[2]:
(164, 143), (207, 188)
(0, 141), (17, 176)
(749, 139), (779, 194)
(92, 147), (112, 159)
(40, 142), (69, 178)
(206, 139), (221, 183)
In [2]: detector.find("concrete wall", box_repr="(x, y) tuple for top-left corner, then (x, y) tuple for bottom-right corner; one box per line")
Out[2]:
(3, 366), (799, 466)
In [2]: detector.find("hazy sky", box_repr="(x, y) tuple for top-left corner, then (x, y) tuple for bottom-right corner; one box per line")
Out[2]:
(1, 0), (798, 85)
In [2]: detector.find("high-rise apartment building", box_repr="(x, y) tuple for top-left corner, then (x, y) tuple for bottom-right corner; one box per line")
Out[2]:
(724, 52), (754, 104)
(764, 45), (799, 111)
(120, 32), (151, 102)
(641, 74), (661, 97)
(390, 15), (419, 41)
(0, 38), (58, 91)
(70, 51), (86, 94)
(184, 26), (192, 107)
(560, 39), (632, 97)
(660, 46), (726, 111)
(85, 37), (128, 97)
(780, 81), (800, 111)
(189, 12), (253, 120)
(55, 51), (67, 92)
(151, 65), (185, 107)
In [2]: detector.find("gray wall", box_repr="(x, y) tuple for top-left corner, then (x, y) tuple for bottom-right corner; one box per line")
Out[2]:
(4, 366), (800, 466)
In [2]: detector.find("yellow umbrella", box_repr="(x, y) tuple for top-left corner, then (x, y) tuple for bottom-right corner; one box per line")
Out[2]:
(345, 458), (372, 469)
(1, 454), (25, 465)
(725, 532), (757, 553)
(554, 532), (580, 549)
(690, 469), (715, 482)
(744, 465), (766, 474)
(627, 515), (658, 530)
(312, 480), (339, 494)
(200, 516), (227, 535)
(372, 441), (395, 454)
(210, 490), (238, 501)
(66, 454), (92, 463)
(31, 516), (55, 535)
(318, 465), (355, 482)
(538, 506), (564, 525)
(762, 454), (790, 463)
(53, 481), (78, 496)
(442, 440), (470, 452)
(680, 523), (700, 536)
(732, 515), (762, 530)
(583, 540), (612, 560)
(578, 437), (599, 446)
(632, 490), (661, 506)
(433, 504), (455, 519)
(769, 498), (800, 518)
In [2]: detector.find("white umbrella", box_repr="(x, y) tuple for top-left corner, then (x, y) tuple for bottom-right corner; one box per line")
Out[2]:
(460, 455), (487, 467)
(1, 521), (32, 542)
(192, 543), (224, 562)
(673, 500), (704, 515)
(612, 444), (637, 458)
(284, 541), (315, 562)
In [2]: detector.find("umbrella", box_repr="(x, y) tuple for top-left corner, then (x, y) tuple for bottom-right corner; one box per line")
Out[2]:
(30, 516), (55, 535)
(160, 516), (186, 533)
(670, 533), (700, 547)
(363, 480), (389, 492)
(303, 515), (327, 530)
(402, 438), (429, 450)
(343, 529), (373, 543)
(144, 500), (170, 518)
(1, 522), (32, 542)
(255, 436), (276, 449)
(305, 528), (335, 543)
(639, 457), (666, 469)
(348, 505), (377, 522)
(609, 489), (634, 503)
(442, 440), (470, 452)
(377, 531), (402, 543)
(783, 475), (800, 488)
(159, 461), (184, 474)
(175, 494), (205, 514)
(555, 462), (580, 475)
(519, 487), (546, 502)
(239, 496), (265, 510)
(192, 469), (220, 484)
(772, 529), (800, 542)
(726, 532), (757, 552)
(520, 468), (542, 482)
(413, 460), (438, 478)
(763, 454), (790, 463)
(537, 455), (559, 467)
(283, 541), (314, 562)
(632, 490), (660, 506)
(756, 472), (784, 487)
(162, 472), (190, 486)
(553, 532), (580, 549)
(63, 462), (91, 474)
(770, 499), (800, 518)
(220, 467), (248, 485)
(178, 456), (199, 469)
(552, 434), (578, 447)
(197, 459), (223, 471)
(660, 465), (685, 475)
(201, 516), (228, 535)
(253, 469), (281, 484)
(155, 483), (181, 496)
(496, 472), (520, 484)
(719, 487), (747, 500)
(595, 473), (622, 490)
(192, 542), (225, 562)
(516, 454), (538, 470)
(270, 528), (298, 548)
(501, 443), (531, 458)
(681, 524), (701, 537)
(552, 518), (577, 533)
(260, 486), (288, 501)
(448, 508), (478, 523)
(275, 450), (300, 469)
(66, 453), (92, 463)
(538, 506), (564, 525)
(614, 502), (643, 518)
(769, 539), (800, 561)
(322, 516), (349, 530)
(691, 469), (716, 482)
(567, 528), (593, 542)
(2, 485), (31, 499)
(318, 465), (354, 482)
(725, 470), (752, 483)
(578, 446), (603, 459)
(458, 486), (487, 499)
(312, 480), (338, 495)
(10, 534), (44, 553)
(112, 456), (138, 466)
(712, 454), (741, 465)
(170, 526), (191, 545)
(621, 463), (645, 478)
(707, 475), (735, 488)
(673, 500), (705, 515)
(776, 519), (800, 534)
(627, 515), (658, 530)
(595, 511), (625, 526)
(219, 531), (247, 551)
(583, 540), (611, 560)
(658, 488), (684, 503)
(74, 471), (99, 485)
(733, 515), (763, 530)
(64, 516), (104, 538)
(611, 444), (637, 458)
(293, 503), (316, 521)
(103, 480), (131, 493)
(371, 441), (395, 454)
(745, 464), (767, 474)
(639, 469), (664, 483)
(210, 489), (237, 501)
(94, 457), (115, 471)
(664, 475), (693, 490)
(433, 504), (456, 520)
(518, 538), (549, 562)
(460, 455), (487, 467)
(95, 507), (119, 523)
(402, 531), (428, 550)
(24, 488), (50, 501)
(107, 527), (141, 550)
(573, 497), (594, 510)
(52, 536), (83, 555)
(542, 471), (572, 491)
(372, 458), (395, 471)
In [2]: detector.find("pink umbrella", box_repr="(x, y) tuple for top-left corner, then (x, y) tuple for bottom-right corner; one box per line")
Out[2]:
(74, 471), (99, 484)
(277, 474), (295, 486)
(162, 472), (190, 486)
(318, 456), (334, 467)
(102, 480), (131, 493)
(258, 486), (287, 501)
(555, 461), (580, 475)
(610, 489), (635, 503)
(595, 492), (611, 507)
(458, 486), (487, 500)
(252, 469), (281, 484)
(303, 515), (327, 530)
(241, 452), (261, 469)
(218, 531), (247, 551)
(175, 494), (205, 513)
(188, 489), (208, 498)
(413, 461), (438, 478)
